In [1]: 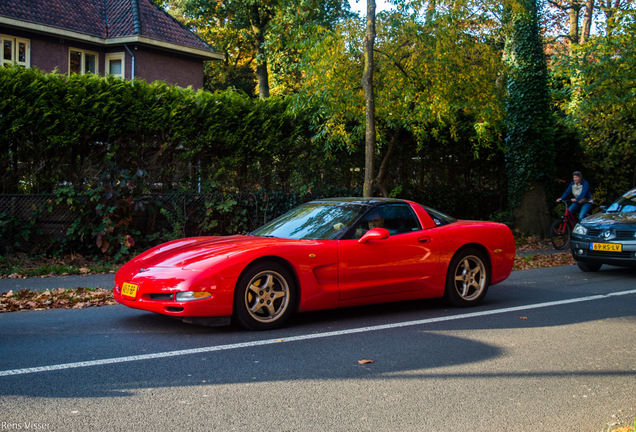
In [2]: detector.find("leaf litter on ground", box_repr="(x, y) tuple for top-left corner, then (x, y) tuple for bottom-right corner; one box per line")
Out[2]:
(0, 287), (117, 312)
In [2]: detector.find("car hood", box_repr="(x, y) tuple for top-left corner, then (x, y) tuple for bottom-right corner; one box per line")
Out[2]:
(582, 211), (636, 228)
(128, 235), (281, 270)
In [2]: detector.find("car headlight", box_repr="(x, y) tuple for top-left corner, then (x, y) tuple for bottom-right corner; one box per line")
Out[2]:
(573, 224), (588, 235)
(175, 291), (212, 301)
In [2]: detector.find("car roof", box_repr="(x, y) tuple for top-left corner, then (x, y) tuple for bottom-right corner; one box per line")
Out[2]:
(312, 197), (408, 207)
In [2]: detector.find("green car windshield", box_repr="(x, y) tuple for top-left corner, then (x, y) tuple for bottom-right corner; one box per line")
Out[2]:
(251, 202), (367, 240)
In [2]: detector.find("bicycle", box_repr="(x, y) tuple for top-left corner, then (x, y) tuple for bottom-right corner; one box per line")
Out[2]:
(549, 201), (578, 250)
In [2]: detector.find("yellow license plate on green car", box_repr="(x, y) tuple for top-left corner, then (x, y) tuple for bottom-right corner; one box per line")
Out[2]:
(122, 282), (138, 298)
(591, 243), (622, 252)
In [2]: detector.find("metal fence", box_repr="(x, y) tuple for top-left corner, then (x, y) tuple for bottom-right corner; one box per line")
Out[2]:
(0, 192), (307, 254)
(0, 194), (76, 252)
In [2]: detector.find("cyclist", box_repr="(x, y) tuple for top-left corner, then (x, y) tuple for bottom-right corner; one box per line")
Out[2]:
(556, 170), (594, 221)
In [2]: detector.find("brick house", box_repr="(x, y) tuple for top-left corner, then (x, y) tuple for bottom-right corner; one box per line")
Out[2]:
(0, 0), (222, 89)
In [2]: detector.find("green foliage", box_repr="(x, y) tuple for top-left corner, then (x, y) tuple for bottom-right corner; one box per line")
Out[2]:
(554, 8), (636, 201)
(48, 174), (142, 261)
(173, 0), (351, 96)
(292, 3), (508, 199)
(0, 208), (41, 252)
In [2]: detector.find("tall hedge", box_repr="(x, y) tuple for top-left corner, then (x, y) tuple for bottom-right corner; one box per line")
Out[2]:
(0, 66), (330, 195)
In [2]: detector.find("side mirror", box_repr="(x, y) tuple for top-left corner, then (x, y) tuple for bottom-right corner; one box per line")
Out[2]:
(599, 206), (608, 213)
(358, 228), (390, 244)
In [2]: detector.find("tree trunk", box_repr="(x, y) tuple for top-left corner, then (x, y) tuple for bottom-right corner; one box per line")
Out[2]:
(580, 0), (595, 43)
(568, 2), (581, 45)
(375, 128), (399, 197)
(514, 181), (552, 238)
(251, 5), (270, 99)
(255, 57), (270, 99)
(362, 0), (376, 197)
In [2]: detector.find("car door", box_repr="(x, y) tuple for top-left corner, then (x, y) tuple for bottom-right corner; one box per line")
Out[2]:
(337, 203), (441, 300)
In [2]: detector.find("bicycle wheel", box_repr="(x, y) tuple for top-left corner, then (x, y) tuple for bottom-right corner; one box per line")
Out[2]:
(550, 218), (571, 250)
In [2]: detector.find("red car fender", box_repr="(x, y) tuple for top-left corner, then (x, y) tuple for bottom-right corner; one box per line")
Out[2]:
(218, 242), (341, 314)
(436, 221), (515, 286)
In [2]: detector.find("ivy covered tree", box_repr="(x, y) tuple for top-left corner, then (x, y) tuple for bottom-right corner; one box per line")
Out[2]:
(504, 0), (555, 236)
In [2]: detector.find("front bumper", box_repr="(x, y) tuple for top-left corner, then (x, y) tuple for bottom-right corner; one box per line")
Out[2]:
(570, 238), (636, 267)
(113, 287), (232, 318)
(113, 266), (236, 320)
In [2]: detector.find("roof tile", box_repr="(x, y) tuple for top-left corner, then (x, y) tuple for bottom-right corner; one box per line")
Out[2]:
(0, 0), (214, 53)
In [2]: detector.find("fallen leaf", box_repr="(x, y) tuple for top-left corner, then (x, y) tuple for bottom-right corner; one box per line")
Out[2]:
(358, 359), (374, 365)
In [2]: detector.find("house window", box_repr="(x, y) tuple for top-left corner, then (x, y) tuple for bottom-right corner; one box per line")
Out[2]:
(1, 35), (30, 67)
(105, 53), (125, 78)
(69, 48), (97, 75)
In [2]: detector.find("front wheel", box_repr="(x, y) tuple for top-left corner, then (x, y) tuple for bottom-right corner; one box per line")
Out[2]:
(550, 218), (571, 250)
(445, 248), (490, 307)
(233, 261), (296, 331)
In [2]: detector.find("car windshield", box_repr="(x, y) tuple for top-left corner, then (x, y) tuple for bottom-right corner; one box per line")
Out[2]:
(250, 202), (368, 240)
(606, 189), (636, 213)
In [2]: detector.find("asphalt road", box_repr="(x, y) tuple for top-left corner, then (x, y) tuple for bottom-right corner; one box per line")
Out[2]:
(1, 265), (635, 431)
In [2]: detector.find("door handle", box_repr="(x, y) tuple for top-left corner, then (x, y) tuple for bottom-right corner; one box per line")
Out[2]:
(417, 236), (431, 243)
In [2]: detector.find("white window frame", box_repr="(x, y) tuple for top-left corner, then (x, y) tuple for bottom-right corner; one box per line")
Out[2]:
(105, 52), (125, 79)
(69, 48), (98, 75)
(1, 34), (30, 67)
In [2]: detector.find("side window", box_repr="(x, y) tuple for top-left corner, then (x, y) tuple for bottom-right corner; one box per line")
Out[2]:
(1, 35), (30, 67)
(352, 204), (422, 238)
(425, 206), (457, 226)
(106, 53), (125, 78)
(69, 48), (98, 75)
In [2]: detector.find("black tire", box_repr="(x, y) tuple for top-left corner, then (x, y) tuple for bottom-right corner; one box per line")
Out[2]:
(233, 261), (296, 330)
(444, 248), (490, 307)
(577, 262), (602, 272)
(550, 218), (571, 250)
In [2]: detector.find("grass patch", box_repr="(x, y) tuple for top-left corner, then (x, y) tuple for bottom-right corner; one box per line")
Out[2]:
(0, 254), (118, 278)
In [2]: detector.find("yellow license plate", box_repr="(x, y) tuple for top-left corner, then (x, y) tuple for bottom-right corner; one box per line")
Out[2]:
(122, 282), (138, 298)
(591, 243), (622, 252)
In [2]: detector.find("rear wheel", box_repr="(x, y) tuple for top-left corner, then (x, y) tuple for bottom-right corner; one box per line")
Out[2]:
(233, 261), (296, 331)
(550, 218), (570, 250)
(445, 248), (490, 307)
(577, 262), (602, 272)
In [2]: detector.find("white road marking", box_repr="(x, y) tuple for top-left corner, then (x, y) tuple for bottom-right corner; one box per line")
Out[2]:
(2, 289), (635, 377)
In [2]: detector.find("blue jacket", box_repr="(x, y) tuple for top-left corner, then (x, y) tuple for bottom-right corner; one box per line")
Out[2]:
(561, 179), (592, 203)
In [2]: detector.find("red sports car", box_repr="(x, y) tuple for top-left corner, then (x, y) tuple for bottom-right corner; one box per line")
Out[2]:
(114, 198), (515, 330)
